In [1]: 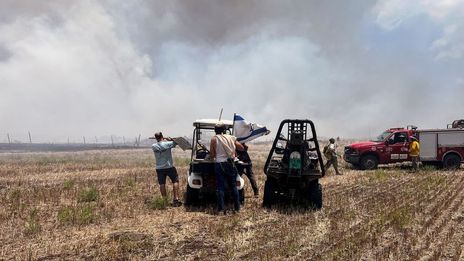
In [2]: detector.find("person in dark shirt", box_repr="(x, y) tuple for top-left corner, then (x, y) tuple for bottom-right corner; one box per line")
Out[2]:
(236, 143), (259, 197)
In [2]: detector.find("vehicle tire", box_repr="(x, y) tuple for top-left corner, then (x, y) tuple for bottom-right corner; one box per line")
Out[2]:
(360, 155), (379, 170)
(307, 180), (322, 210)
(443, 154), (461, 170)
(263, 178), (277, 208)
(184, 185), (199, 206)
(239, 189), (245, 205)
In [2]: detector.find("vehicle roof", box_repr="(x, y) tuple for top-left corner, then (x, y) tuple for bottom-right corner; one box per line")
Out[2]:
(193, 119), (234, 128)
(418, 128), (464, 133)
(388, 127), (407, 131)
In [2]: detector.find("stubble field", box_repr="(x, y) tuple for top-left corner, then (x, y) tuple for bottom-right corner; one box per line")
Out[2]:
(1, 145), (464, 260)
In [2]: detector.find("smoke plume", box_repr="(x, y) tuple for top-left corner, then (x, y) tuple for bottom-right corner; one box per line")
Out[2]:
(0, 0), (463, 142)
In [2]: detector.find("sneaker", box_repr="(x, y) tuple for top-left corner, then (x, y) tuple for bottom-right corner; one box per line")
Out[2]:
(172, 199), (183, 207)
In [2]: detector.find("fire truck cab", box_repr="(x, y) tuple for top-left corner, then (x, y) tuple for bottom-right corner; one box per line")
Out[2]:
(344, 126), (416, 170)
(344, 124), (464, 170)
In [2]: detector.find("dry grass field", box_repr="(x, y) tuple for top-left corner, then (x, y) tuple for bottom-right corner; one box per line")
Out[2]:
(1, 145), (464, 260)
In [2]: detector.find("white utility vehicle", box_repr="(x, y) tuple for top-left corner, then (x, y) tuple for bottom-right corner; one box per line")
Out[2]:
(185, 119), (245, 206)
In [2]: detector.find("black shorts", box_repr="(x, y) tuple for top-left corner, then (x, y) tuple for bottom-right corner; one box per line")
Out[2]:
(156, 167), (179, 184)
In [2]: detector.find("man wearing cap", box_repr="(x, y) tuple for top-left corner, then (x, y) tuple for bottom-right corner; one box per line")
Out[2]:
(151, 132), (182, 207)
(210, 122), (244, 214)
(409, 136), (420, 172)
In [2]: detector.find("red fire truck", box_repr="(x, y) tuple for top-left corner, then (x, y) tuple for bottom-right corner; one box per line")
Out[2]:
(344, 122), (464, 170)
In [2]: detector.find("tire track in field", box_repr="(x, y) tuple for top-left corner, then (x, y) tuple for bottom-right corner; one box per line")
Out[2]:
(244, 174), (417, 259)
(367, 174), (459, 260)
(324, 173), (414, 199)
(413, 175), (464, 261)
(324, 174), (427, 219)
(435, 207), (464, 261)
(314, 173), (460, 260)
(398, 174), (464, 260)
(336, 175), (455, 260)
(446, 213), (464, 261)
(304, 174), (436, 260)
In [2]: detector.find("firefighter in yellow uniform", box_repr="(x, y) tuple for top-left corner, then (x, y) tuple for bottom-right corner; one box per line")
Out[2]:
(409, 136), (420, 172)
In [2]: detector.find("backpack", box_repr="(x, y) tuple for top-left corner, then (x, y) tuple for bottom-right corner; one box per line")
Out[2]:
(323, 144), (331, 158)
(323, 144), (328, 154)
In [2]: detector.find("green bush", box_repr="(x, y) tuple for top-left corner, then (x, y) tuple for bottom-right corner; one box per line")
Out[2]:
(368, 169), (389, 182)
(78, 186), (99, 202)
(57, 206), (74, 225)
(76, 205), (95, 225)
(24, 208), (41, 235)
(378, 206), (413, 230)
(9, 189), (21, 203)
(125, 178), (135, 188)
(146, 196), (169, 210)
(9, 189), (22, 211)
(57, 205), (97, 226)
(63, 180), (75, 190)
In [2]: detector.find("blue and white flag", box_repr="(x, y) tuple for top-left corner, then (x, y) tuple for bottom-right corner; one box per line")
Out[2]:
(233, 114), (270, 143)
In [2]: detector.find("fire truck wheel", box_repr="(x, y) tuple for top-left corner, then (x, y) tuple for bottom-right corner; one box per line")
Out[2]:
(443, 154), (461, 170)
(360, 155), (378, 170)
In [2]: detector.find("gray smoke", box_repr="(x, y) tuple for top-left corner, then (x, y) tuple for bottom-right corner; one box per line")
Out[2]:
(0, 0), (463, 142)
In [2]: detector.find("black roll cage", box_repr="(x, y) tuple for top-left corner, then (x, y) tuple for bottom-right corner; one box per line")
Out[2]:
(264, 119), (325, 177)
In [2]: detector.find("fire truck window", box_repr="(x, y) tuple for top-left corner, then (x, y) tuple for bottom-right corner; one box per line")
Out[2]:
(394, 133), (408, 143)
(388, 135), (395, 144)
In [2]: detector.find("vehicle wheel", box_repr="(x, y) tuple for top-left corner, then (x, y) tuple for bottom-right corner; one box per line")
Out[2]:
(443, 154), (461, 170)
(263, 178), (277, 208)
(360, 155), (378, 170)
(307, 180), (322, 210)
(184, 185), (199, 206)
(239, 189), (245, 205)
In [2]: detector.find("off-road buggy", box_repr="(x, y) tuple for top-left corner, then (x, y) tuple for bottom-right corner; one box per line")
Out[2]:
(184, 119), (246, 206)
(263, 119), (325, 209)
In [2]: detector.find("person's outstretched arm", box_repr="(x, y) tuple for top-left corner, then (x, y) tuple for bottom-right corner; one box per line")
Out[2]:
(210, 137), (217, 160)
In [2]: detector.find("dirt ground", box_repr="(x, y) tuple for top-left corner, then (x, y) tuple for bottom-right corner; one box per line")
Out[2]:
(1, 146), (464, 260)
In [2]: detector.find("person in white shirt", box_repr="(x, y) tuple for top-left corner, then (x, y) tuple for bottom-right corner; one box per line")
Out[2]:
(209, 123), (244, 214)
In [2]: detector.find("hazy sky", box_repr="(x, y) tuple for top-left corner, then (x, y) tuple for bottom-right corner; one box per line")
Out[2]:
(1, 0), (463, 142)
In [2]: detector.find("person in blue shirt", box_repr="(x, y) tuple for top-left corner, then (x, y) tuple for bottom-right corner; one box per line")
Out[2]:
(152, 132), (182, 207)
